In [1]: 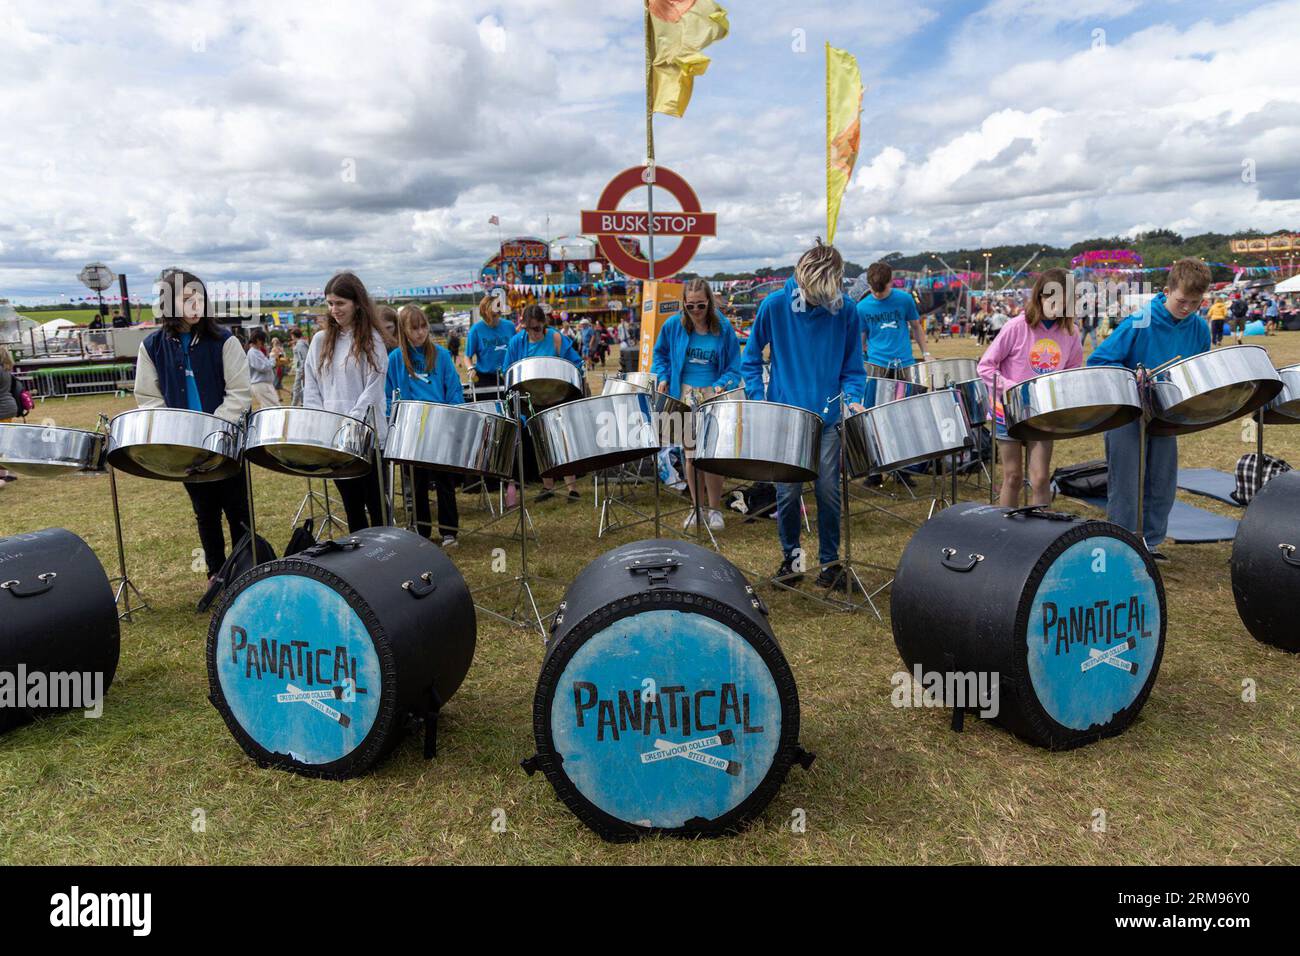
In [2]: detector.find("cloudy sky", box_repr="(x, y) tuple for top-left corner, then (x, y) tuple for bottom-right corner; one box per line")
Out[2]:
(1, 0), (1297, 300)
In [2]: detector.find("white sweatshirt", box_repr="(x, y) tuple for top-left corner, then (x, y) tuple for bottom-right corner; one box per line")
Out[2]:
(134, 335), (252, 424)
(301, 327), (389, 442)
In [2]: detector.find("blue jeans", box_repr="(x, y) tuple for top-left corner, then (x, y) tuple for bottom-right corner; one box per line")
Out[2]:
(1104, 418), (1178, 549)
(776, 424), (841, 566)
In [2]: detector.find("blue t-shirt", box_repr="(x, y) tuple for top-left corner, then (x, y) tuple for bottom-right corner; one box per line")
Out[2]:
(180, 333), (203, 411)
(466, 319), (513, 374)
(856, 289), (920, 368)
(681, 331), (720, 387)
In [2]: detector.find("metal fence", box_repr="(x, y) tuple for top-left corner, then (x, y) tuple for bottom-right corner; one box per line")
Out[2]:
(20, 363), (136, 400)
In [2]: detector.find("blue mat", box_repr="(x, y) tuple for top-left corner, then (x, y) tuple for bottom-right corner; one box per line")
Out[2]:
(1177, 468), (1242, 507)
(1065, 495), (1240, 543)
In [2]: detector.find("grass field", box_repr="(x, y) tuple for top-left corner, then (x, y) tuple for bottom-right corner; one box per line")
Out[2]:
(1, 337), (1297, 865)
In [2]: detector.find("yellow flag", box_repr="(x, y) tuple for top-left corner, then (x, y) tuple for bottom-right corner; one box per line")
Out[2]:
(826, 43), (864, 245)
(648, 0), (730, 118)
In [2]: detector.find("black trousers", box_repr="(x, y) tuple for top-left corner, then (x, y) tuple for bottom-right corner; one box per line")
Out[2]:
(410, 467), (460, 540)
(184, 473), (251, 577)
(334, 469), (385, 533)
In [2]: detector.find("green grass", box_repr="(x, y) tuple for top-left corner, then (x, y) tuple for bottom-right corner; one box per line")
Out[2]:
(1, 339), (1297, 865)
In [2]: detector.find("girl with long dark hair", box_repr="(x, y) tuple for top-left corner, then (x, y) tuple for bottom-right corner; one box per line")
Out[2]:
(302, 271), (389, 531)
(135, 270), (252, 584)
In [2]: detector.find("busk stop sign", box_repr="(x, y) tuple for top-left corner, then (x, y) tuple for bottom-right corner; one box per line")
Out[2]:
(581, 165), (717, 280)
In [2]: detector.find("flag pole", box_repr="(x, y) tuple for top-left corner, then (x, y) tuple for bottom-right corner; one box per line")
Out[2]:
(643, 0), (656, 282)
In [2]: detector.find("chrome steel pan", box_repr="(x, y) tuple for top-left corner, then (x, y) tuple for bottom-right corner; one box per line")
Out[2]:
(505, 357), (582, 410)
(697, 386), (746, 406)
(107, 408), (243, 482)
(902, 358), (979, 390)
(1147, 345), (1283, 436)
(528, 392), (659, 479)
(693, 400), (822, 483)
(619, 371), (657, 391)
(1004, 366), (1141, 441)
(952, 378), (991, 429)
(865, 362), (907, 381)
(601, 377), (651, 398)
(859, 376), (924, 409)
(386, 400), (518, 480)
(463, 399), (509, 416)
(1261, 364), (1300, 425)
(0, 424), (105, 477)
(244, 407), (374, 478)
(842, 389), (972, 477)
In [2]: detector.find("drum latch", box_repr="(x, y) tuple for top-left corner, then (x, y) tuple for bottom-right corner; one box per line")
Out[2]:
(401, 571), (438, 599)
(746, 584), (769, 616)
(627, 557), (680, 589)
(0, 571), (57, 599)
(1003, 505), (1076, 523)
(1279, 543), (1300, 569)
(940, 548), (984, 573)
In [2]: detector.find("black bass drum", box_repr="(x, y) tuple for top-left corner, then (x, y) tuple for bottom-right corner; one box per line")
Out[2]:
(891, 504), (1166, 749)
(526, 539), (811, 841)
(0, 529), (119, 734)
(1231, 469), (1300, 652)
(206, 527), (476, 778)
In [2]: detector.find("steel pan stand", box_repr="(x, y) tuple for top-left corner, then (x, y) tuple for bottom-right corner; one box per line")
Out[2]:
(96, 416), (148, 622)
(472, 391), (550, 636)
(106, 463), (149, 622)
(290, 479), (347, 540)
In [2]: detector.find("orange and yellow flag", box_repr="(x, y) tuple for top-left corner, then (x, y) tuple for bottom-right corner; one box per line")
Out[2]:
(648, 0), (730, 118)
(826, 43), (864, 245)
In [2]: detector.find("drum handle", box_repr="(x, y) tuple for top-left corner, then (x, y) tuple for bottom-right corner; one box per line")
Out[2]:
(0, 571), (57, 598)
(940, 549), (983, 573)
(1279, 544), (1300, 569)
(401, 571), (438, 599)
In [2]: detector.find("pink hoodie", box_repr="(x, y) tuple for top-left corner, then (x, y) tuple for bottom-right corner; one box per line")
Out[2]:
(977, 314), (1084, 423)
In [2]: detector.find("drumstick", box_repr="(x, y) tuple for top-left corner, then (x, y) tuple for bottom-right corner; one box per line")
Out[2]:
(1146, 355), (1184, 377)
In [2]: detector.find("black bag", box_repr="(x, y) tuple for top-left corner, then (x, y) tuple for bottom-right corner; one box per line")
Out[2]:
(727, 482), (778, 521)
(284, 518), (316, 557)
(196, 529), (277, 613)
(1051, 459), (1109, 499)
(1232, 453), (1292, 506)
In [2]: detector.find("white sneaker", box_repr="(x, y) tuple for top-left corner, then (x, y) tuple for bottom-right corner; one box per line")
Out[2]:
(707, 509), (725, 531)
(683, 511), (698, 530)
(441, 535), (458, 548)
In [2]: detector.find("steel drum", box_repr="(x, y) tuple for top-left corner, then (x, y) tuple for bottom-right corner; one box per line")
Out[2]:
(859, 376), (924, 408)
(865, 362), (906, 380)
(386, 400), (518, 480)
(0, 424), (104, 477)
(952, 378), (991, 428)
(107, 408), (243, 482)
(528, 392), (659, 479)
(619, 371), (657, 391)
(842, 389), (972, 477)
(464, 399), (508, 416)
(244, 407), (374, 478)
(696, 386), (746, 406)
(1261, 364), (1300, 425)
(1003, 366), (1142, 441)
(601, 377), (651, 398)
(1146, 345), (1283, 436)
(505, 357), (582, 410)
(902, 359), (978, 390)
(693, 400), (823, 483)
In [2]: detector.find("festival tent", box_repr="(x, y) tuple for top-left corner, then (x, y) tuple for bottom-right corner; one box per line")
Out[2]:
(1274, 274), (1300, 294)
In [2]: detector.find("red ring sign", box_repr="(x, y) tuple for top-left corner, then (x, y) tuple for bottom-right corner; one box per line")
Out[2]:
(580, 165), (716, 281)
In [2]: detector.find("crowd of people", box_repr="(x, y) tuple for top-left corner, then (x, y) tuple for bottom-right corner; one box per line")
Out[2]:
(8, 247), (1276, 590)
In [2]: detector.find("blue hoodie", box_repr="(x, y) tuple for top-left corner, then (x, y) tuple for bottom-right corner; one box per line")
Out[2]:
(504, 327), (584, 371)
(1086, 293), (1211, 372)
(385, 344), (464, 415)
(741, 277), (866, 424)
(465, 318), (514, 374)
(651, 313), (744, 399)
